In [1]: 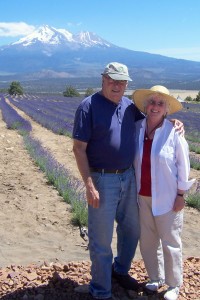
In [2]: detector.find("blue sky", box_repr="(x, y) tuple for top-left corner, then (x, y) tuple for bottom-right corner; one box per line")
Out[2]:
(0, 0), (200, 61)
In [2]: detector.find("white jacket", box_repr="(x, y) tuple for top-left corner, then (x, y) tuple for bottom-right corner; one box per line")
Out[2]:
(134, 118), (195, 216)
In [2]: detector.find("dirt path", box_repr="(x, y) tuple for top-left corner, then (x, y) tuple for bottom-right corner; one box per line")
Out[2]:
(0, 113), (90, 268)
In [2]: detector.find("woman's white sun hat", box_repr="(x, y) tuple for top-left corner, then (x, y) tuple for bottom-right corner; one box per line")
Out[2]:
(132, 85), (183, 114)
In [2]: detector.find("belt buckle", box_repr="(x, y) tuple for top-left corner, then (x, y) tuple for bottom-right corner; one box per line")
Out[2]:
(116, 170), (119, 174)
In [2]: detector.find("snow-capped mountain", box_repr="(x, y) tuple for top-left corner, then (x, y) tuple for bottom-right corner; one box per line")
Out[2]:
(11, 25), (114, 48)
(73, 31), (112, 47)
(12, 25), (73, 46)
(0, 25), (200, 89)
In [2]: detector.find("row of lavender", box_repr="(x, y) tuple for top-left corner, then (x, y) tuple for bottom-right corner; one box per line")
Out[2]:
(171, 109), (200, 140)
(6, 94), (83, 136)
(7, 93), (200, 139)
(5, 93), (200, 171)
(1, 93), (200, 208)
(7, 93), (200, 168)
(0, 95), (87, 226)
(170, 108), (200, 170)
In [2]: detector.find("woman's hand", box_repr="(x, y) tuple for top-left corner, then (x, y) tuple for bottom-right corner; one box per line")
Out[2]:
(173, 195), (185, 212)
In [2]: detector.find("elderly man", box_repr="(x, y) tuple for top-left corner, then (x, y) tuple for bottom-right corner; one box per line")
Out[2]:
(73, 62), (143, 299)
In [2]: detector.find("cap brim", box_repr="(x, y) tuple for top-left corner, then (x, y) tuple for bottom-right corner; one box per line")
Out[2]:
(101, 72), (132, 81)
(109, 73), (132, 81)
(132, 89), (182, 114)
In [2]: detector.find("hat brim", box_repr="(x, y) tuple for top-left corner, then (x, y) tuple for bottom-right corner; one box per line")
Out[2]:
(132, 89), (182, 114)
(101, 72), (132, 81)
(109, 73), (132, 81)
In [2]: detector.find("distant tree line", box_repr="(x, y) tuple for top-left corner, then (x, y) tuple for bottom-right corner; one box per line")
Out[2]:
(63, 85), (94, 97)
(185, 92), (200, 102)
(4, 81), (200, 102)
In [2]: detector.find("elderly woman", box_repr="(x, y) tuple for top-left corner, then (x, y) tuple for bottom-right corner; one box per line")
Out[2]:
(132, 86), (195, 300)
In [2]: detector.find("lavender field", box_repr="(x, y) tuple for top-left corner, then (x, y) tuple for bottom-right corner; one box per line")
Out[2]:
(5, 94), (200, 138)
(2, 93), (200, 170)
(0, 93), (200, 213)
(6, 94), (82, 136)
(171, 102), (200, 139)
(4, 93), (200, 166)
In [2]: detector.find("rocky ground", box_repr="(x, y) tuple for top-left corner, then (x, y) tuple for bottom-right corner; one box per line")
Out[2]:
(0, 258), (199, 299)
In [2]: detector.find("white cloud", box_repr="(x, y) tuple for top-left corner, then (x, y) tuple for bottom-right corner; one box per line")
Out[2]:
(66, 22), (82, 28)
(0, 22), (35, 37)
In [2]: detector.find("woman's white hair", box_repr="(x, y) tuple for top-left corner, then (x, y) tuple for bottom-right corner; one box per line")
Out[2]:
(143, 96), (170, 116)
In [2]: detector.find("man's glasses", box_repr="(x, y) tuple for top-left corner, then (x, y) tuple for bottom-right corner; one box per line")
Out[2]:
(104, 75), (127, 85)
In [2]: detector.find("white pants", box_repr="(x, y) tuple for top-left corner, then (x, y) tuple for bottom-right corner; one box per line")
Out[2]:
(139, 195), (183, 287)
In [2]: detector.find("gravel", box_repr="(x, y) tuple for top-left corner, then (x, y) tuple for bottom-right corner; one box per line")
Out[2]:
(0, 257), (199, 299)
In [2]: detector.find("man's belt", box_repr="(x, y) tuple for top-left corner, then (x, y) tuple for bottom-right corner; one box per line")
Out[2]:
(90, 166), (131, 174)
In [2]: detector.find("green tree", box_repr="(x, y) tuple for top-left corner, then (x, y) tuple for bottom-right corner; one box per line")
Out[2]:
(63, 85), (80, 97)
(185, 96), (193, 102)
(85, 88), (94, 97)
(195, 91), (200, 102)
(8, 81), (23, 96)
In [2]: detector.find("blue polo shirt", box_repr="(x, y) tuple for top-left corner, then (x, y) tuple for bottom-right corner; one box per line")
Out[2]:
(73, 92), (144, 169)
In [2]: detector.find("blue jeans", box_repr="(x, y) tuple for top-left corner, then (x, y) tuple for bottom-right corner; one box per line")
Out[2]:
(88, 167), (139, 299)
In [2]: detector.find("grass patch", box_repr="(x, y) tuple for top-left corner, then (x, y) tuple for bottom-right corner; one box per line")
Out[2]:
(23, 134), (88, 227)
(186, 193), (200, 211)
(71, 199), (88, 227)
(190, 156), (200, 170)
(186, 132), (200, 143)
(189, 143), (200, 154)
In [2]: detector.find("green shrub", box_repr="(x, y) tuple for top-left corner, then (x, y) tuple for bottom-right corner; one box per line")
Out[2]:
(186, 193), (200, 211)
(63, 85), (80, 97)
(85, 87), (94, 97)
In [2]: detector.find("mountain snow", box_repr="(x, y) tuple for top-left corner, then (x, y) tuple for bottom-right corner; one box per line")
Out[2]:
(12, 25), (113, 48)
(74, 31), (112, 47)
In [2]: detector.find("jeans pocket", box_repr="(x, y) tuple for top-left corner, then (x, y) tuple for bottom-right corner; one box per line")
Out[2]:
(91, 173), (102, 188)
